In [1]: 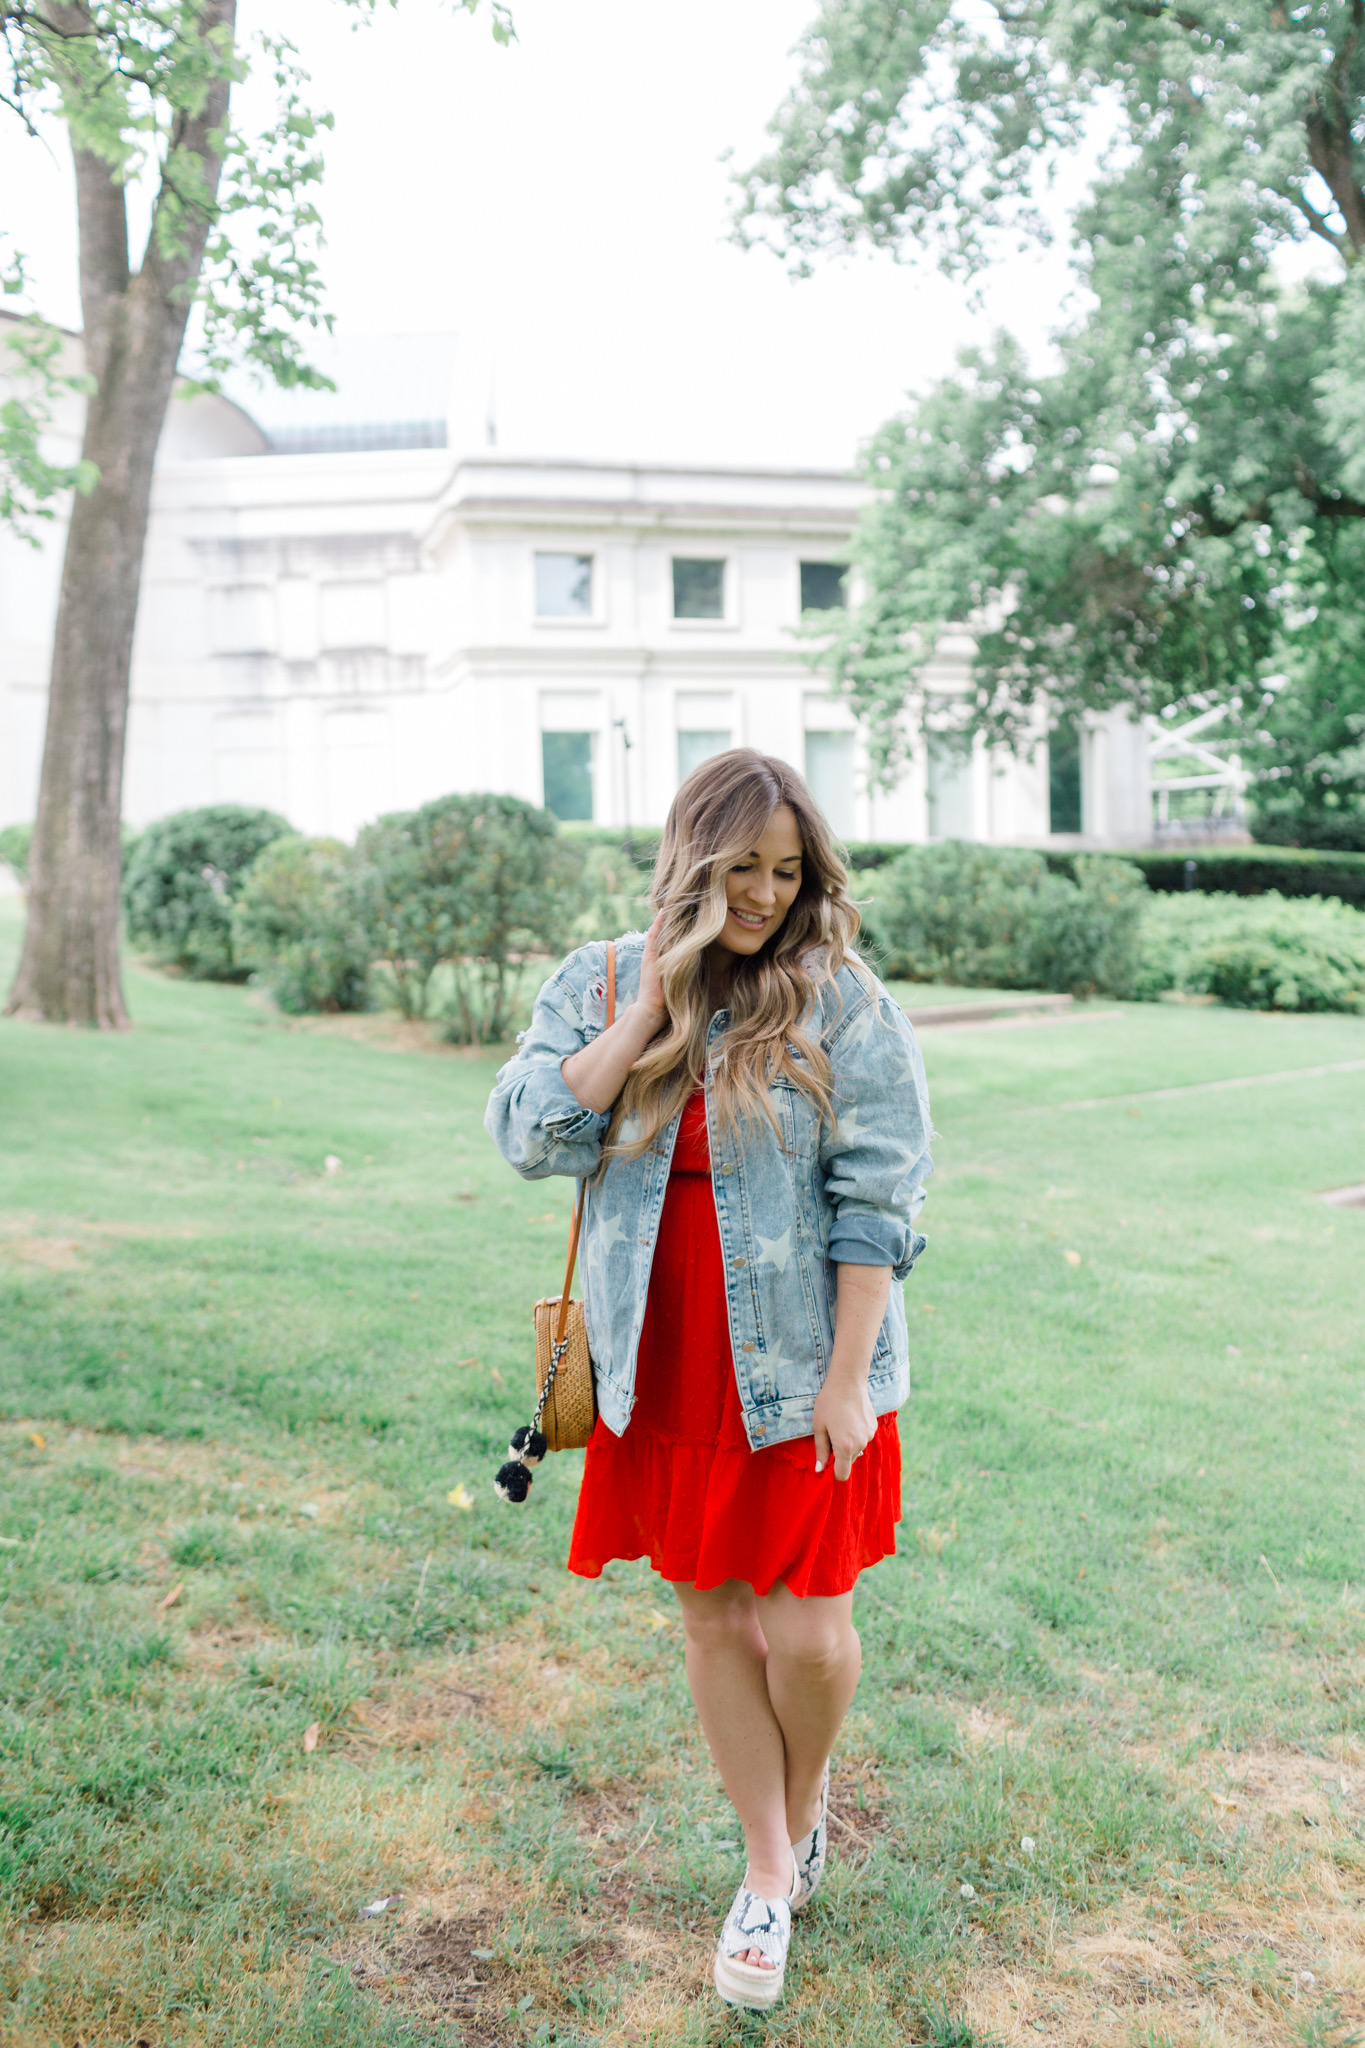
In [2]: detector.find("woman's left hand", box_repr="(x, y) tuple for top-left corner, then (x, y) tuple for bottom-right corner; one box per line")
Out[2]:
(812, 1373), (878, 1482)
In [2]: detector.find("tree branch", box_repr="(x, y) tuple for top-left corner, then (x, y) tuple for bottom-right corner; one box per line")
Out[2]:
(1289, 187), (1352, 261)
(1295, 464), (1365, 518)
(141, 0), (235, 302)
(1304, 99), (1365, 256)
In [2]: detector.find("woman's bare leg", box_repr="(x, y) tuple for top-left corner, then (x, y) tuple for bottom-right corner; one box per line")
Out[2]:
(757, 1582), (861, 1840)
(673, 1577), (862, 1968)
(673, 1579), (791, 1967)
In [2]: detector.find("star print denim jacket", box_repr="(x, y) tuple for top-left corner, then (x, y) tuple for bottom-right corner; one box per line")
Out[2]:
(484, 932), (933, 1452)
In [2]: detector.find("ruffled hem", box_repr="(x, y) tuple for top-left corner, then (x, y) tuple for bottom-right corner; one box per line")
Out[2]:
(567, 1410), (901, 1598)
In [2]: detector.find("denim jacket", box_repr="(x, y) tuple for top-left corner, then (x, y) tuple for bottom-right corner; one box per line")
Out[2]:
(484, 933), (933, 1451)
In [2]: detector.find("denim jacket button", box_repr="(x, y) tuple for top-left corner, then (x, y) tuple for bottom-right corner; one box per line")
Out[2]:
(742, 1341), (755, 1353)
(732, 1256), (746, 1269)
(720, 1163), (735, 1176)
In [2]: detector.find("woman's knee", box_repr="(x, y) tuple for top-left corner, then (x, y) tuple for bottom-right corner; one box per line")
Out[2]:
(674, 1581), (763, 1652)
(761, 1595), (858, 1675)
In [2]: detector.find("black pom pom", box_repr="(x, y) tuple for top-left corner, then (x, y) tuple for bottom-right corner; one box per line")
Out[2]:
(494, 1459), (533, 1504)
(509, 1425), (547, 1468)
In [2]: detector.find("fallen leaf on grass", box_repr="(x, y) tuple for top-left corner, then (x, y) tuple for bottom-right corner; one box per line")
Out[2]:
(158, 1581), (184, 1609)
(646, 1607), (673, 1633)
(453, 1356), (480, 1369)
(324, 1155), (342, 1175)
(28, 1433), (45, 1449)
(1063, 1249), (1082, 1267)
(447, 1483), (474, 1511)
(1208, 1790), (1238, 1811)
(359, 1893), (403, 1918)
(302, 1721), (320, 1753)
(489, 1366), (505, 1385)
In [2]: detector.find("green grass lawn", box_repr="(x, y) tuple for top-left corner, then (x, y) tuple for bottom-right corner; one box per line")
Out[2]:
(1, 896), (1363, 2048)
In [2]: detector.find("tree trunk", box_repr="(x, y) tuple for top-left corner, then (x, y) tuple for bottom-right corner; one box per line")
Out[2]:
(5, 3), (235, 1027)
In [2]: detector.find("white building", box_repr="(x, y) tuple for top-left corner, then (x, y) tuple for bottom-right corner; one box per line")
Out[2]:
(2, 325), (1165, 849)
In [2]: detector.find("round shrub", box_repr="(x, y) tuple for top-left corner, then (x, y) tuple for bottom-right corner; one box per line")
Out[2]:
(348, 792), (575, 1039)
(232, 836), (370, 1014)
(1036, 856), (1146, 1000)
(861, 841), (1145, 996)
(123, 805), (292, 978)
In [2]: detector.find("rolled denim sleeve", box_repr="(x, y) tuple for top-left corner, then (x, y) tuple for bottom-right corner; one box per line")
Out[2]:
(484, 945), (610, 1181)
(819, 981), (933, 1280)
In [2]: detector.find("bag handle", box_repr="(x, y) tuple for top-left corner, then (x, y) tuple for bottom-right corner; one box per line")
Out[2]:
(554, 938), (615, 1346)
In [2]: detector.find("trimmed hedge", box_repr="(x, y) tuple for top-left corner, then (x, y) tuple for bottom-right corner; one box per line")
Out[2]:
(1044, 844), (1365, 909)
(559, 828), (1365, 908)
(558, 825), (921, 877)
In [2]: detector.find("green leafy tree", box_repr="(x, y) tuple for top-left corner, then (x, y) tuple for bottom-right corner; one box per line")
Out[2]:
(1, 0), (511, 1029)
(2, 250), (98, 534)
(736, 1), (1365, 844)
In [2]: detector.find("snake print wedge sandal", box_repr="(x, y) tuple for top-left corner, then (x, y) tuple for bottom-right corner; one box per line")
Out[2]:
(790, 1761), (830, 1914)
(713, 1856), (798, 2010)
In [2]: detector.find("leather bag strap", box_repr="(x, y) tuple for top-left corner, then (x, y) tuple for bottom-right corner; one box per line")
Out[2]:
(554, 940), (615, 1345)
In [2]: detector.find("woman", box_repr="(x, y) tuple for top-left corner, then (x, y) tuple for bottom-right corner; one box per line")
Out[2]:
(485, 750), (932, 2011)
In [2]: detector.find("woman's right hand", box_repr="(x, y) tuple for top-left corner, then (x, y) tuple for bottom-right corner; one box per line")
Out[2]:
(561, 920), (670, 1114)
(637, 911), (668, 1030)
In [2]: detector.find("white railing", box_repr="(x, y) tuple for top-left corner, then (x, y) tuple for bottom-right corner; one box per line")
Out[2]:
(1144, 705), (1249, 833)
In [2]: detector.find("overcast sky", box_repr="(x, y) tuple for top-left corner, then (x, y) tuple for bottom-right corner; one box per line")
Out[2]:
(1, 0), (1092, 470)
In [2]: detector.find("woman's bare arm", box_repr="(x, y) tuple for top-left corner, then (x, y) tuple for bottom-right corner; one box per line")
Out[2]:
(812, 1263), (893, 1479)
(561, 915), (667, 1115)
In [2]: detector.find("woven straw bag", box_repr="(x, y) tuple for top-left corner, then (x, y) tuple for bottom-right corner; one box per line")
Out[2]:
(529, 940), (615, 1452)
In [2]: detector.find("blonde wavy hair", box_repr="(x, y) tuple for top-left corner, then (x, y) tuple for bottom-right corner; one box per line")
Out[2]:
(606, 748), (866, 1161)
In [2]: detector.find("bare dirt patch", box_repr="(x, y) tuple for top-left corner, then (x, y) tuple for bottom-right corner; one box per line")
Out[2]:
(0, 1213), (202, 1270)
(341, 1680), (490, 1759)
(342, 1908), (504, 2025)
(951, 1743), (1365, 2048)
(957, 1703), (1029, 1751)
(1197, 1741), (1364, 1828)
(257, 1009), (481, 1059)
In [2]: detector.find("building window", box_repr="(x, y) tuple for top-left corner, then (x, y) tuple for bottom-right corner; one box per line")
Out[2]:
(926, 734), (973, 839)
(804, 731), (856, 837)
(1048, 718), (1082, 834)
(800, 562), (847, 613)
(535, 552), (594, 619)
(677, 730), (731, 784)
(542, 731), (594, 820)
(672, 557), (726, 620)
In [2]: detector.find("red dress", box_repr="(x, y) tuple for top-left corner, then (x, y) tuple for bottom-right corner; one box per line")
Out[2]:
(567, 1087), (902, 1596)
